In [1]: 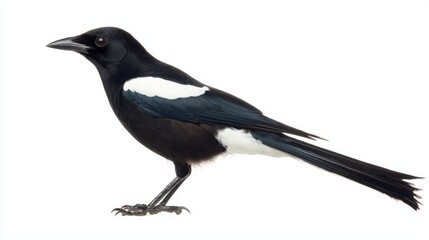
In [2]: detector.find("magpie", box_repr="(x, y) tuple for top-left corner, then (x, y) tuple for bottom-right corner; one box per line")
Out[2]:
(47, 27), (421, 215)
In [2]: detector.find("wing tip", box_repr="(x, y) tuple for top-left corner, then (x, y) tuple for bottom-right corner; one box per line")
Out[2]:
(308, 134), (328, 141)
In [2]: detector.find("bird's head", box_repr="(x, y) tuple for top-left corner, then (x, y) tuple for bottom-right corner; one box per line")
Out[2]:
(47, 27), (154, 79)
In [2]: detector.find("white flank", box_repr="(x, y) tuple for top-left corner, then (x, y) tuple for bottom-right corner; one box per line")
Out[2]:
(123, 77), (210, 100)
(216, 128), (289, 158)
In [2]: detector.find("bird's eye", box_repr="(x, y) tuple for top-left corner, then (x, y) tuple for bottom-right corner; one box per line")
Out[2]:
(95, 36), (108, 47)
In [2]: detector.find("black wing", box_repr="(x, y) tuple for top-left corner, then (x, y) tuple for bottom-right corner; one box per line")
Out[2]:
(123, 87), (321, 140)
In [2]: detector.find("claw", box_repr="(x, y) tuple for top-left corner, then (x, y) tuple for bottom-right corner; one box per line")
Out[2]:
(152, 205), (190, 215)
(111, 207), (129, 216)
(111, 208), (122, 215)
(111, 204), (190, 216)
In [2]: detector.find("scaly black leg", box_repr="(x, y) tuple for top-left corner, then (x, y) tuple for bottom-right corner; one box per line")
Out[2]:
(112, 162), (191, 216)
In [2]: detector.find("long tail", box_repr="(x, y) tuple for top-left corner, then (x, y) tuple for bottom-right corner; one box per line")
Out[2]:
(251, 130), (422, 210)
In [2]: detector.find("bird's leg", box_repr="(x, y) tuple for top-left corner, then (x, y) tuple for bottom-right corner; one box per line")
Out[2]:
(112, 162), (191, 216)
(158, 179), (185, 206)
(145, 178), (188, 215)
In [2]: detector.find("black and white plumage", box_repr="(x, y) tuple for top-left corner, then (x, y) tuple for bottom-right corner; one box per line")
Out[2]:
(47, 27), (421, 215)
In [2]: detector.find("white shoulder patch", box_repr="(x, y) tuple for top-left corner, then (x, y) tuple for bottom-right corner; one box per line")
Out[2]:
(216, 128), (289, 158)
(123, 77), (210, 100)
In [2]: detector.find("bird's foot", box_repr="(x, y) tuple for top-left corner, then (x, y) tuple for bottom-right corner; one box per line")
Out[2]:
(111, 204), (190, 216)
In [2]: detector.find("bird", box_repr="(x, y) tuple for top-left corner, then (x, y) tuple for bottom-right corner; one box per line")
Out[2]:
(47, 27), (421, 215)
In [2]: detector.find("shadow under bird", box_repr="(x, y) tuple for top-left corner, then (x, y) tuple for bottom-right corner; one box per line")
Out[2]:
(47, 27), (422, 215)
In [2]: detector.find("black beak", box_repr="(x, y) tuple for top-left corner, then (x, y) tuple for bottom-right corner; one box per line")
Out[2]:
(47, 36), (93, 54)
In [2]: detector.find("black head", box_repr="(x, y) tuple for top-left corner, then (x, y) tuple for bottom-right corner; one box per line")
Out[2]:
(47, 27), (155, 79)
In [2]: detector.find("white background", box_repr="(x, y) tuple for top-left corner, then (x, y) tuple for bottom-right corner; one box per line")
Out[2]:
(1, 0), (428, 239)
